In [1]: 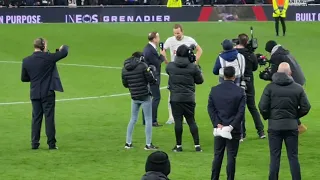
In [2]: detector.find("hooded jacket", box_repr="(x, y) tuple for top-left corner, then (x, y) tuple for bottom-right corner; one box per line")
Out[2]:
(166, 56), (203, 102)
(121, 57), (156, 101)
(258, 72), (311, 130)
(213, 49), (245, 78)
(269, 45), (306, 86)
(141, 171), (169, 180)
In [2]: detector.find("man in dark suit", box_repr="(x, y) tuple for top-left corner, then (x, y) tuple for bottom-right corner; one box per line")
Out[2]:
(142, 32), (168, 127)
(259, 62), (311, 180)
(21, 38), (69, 150)
(208, 66), (246, 180)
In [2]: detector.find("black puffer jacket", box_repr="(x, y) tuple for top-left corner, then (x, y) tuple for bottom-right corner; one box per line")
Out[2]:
(269, 46), (306, 86)
(258, 73), (311, 130)
(122, 57), (156, 101)
(166, 56), (204, 102)
(236, 48), (258, 77)
(141, 171), (169, 180)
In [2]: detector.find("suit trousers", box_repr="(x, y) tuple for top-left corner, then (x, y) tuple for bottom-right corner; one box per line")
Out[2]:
(31, 91), (57, 148)
(211, 136), (240, 180)
(268, 130), (301, 180)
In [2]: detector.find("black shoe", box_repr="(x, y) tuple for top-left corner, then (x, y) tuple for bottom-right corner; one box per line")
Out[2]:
(152, 122), (163, 127)
(144, 144), (158, 150)
(172, 145), (183, 152)
(49, 146), (58, 150)
(195, 146), (202, 152)
(31, 143), (40, 150)
(124, 143), (133, 149)
(259, 131), (266, 139)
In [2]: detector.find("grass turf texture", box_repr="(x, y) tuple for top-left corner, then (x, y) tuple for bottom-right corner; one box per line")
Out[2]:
(0, 22), (319, 180)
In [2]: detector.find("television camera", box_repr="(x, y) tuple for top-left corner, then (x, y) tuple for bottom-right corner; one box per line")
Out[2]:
(256, 53), (273, 81)
(232, 27), (258, 53)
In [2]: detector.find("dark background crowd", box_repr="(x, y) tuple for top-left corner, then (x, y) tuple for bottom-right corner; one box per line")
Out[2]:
(0, 0), (271, 7)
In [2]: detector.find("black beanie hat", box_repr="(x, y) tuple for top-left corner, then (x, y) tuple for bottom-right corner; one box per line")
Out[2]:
(145, 151), (171, 176)
(265, 40), (277, 53)
(176, 44), (189, 57)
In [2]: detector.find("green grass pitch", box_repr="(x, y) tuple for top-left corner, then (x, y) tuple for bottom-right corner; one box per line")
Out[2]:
(0, 22), (319, 180)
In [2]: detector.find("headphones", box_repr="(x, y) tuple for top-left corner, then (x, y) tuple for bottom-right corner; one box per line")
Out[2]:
(39, 38), (45, 51)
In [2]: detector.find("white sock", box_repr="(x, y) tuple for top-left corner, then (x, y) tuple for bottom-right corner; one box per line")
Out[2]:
(168, 95), (173, 119)
(177, 145), (182, 148)
(195, 145), (200, 147)
(146, 144), (151, 147)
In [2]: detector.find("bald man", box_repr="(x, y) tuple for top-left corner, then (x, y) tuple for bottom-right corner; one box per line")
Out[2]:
(258, 62), (311, 180)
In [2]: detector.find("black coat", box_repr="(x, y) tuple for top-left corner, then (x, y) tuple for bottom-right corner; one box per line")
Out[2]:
(269, 46), (306, 86)
(166, 56), (203, 102)
(122, 57), (156, 101)
(21, 46), (69, 100)
(236, 48), (258, 77)
(258, 72), (311, 130)
(208, 80), (246, 136)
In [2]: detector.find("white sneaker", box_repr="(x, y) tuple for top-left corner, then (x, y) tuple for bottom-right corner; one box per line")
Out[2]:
(166, 119), (174, 124)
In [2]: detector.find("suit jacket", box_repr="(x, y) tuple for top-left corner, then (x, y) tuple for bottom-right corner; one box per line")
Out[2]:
(143, 43), (165, 84)
(21, 46), (69, 100)
(207, 80), (246, 136)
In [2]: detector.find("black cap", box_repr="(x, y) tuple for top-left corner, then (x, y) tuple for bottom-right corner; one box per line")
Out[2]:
(145, 151), (171, 176)
(265, 40), (277, 53)
(221, 39), (233, 51)
(132, 51), (143, 58)
(176, 44), (189, 57)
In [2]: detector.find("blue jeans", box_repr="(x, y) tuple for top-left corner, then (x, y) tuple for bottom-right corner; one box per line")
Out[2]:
(126, 96), (153, 145)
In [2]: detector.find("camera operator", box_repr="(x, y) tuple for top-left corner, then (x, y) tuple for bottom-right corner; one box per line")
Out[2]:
(122, 52), (159, 151)
(264, 40), (305, 85)
(21, 38), (69, 150)
(234, 34), (266, 139)
(166, 44), (204, 152)
(264, 41), (307, 132)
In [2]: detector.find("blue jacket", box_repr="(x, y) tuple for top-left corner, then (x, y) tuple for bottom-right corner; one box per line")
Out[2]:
(207, 80), (246, 136)
(213, 49), (239, 75)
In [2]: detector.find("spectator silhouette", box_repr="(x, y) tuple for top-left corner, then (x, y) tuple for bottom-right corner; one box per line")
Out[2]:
(141, 151), (171, 180)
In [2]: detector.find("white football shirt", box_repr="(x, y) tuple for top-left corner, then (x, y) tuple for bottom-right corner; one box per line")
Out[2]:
(163, 36), (198, 62)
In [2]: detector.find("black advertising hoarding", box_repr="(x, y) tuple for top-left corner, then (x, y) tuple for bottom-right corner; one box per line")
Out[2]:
(0, 7), (201, 24)
(0, 6), (320, 24)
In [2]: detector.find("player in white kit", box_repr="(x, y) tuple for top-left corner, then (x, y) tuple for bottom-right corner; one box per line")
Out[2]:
(160, 24), (203, 124)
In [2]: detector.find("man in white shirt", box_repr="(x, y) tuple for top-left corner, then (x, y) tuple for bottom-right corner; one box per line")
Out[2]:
(160, 24), (203, 124)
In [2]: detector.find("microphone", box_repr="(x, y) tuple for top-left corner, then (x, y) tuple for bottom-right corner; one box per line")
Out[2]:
(159, 42), (164, 51)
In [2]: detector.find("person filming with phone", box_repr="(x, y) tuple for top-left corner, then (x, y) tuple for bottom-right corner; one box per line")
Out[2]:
(21, 38), (69, 150)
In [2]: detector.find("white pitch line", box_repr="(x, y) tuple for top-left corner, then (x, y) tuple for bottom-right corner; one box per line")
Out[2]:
(0, 61), (168, 106)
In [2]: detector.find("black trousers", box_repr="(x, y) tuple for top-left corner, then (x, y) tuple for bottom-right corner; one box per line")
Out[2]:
(274, 17), (286, 36)
(142, 77), (161, 124)
(170, 101), (200, 145)
(31, 91), (57, 148)
(268, 130), (301, 180)
(211, 136), (240, 180)
(244, 79), (264, 135)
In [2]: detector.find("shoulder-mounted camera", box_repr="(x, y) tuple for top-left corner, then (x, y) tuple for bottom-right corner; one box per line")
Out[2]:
(232, 27), (258, 53)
